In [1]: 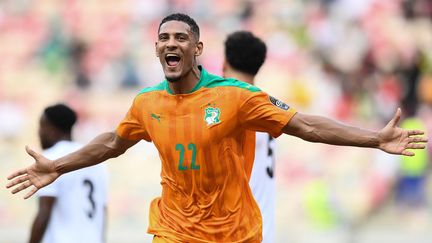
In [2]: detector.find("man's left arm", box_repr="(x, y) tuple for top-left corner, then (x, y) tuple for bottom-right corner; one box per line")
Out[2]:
(282, 108), (428, 156)
(28, 197), (55, 243)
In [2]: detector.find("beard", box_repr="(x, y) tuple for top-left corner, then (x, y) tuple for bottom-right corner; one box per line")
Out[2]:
(165, 75), (182, 83)
(165, 62), (196, 83)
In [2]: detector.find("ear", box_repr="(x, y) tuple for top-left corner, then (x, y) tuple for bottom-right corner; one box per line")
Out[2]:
(155, 42), (159, 57)
(194, 41), (203, 57)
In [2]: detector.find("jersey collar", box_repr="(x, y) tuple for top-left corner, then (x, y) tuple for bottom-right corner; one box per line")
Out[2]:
(164, 65), (211, 95)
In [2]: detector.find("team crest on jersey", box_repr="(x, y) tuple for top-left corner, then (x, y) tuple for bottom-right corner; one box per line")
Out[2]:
(269, 96), (289, 110)
(204, 106), (221, 126)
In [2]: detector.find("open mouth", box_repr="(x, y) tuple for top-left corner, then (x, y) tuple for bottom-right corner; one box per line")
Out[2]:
(165, 54), (181, 67)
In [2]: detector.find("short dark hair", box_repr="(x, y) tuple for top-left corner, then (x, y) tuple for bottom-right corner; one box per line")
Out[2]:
(224, 31), (267, 75)
(44, 104), (77, 133)
(158, 13), (200, 41)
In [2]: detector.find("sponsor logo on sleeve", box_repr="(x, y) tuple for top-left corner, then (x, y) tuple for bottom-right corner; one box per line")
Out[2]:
(269, 96), (289, 110)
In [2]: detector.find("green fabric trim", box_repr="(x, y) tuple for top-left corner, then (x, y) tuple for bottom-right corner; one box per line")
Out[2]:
(137, 82), (166, 95)
(205, 78), (261, 92)
(164, 66), (218, 94)
(140, 66), (261, 96)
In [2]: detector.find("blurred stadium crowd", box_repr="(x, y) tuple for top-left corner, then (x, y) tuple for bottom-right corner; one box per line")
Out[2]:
(1, 0), (432, 242)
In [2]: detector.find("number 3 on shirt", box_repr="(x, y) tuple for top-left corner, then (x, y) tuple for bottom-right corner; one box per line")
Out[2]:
(83, 179), (96, 219)
(176, 143), (200, 170)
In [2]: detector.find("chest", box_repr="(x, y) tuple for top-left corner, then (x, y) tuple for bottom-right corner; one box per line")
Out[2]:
(143, 91), (240, 149)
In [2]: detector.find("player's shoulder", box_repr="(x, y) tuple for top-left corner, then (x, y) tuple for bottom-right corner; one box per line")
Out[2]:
(206, 78), (261, 93)
(136, 81), (166, 96)
(67, 161), (108, 184)
(81, 163), (109, 181)
(43, 141), (82, 160)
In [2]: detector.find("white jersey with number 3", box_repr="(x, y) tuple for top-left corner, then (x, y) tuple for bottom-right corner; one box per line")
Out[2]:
(249, 132), (276, 243)
(36, 141), (108, 243)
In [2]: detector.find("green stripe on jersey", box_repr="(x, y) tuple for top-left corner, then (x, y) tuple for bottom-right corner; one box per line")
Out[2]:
(199, 66), (261, 92)
(205, 78), (261, 92)
(137, 82), (166, 95)
(140, 66), (261, 96)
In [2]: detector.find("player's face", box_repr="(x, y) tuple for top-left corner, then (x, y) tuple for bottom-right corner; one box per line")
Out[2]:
(156, 21), (202, 82)
(38, 115), (56, 149)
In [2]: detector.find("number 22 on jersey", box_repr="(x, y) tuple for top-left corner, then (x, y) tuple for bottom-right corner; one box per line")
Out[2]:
(176, 143), (200, 171)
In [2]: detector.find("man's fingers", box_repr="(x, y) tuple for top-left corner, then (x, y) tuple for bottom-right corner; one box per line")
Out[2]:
(389, 108), (401, 127)
(11, 181), (33, 194)
(25, 145), (40, 160)
(408, 130), (425, 136)
(6, 175), (28, 189)
(24, 187), (38, 199)
(409, 136), (428, 143)
(401, 150), (415, 156)
(406, 144), (426, 149)
(6, 168), (27, 181)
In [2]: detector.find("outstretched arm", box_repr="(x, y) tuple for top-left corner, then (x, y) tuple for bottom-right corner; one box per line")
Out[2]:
(282, 108), (427, 156)
(54, 132), (138, 173)
(6, 132), (138, 199)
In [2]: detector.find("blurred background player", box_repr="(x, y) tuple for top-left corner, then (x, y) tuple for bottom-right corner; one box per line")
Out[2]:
(223, 31), (276, 243)
(29, 104), (108, 243)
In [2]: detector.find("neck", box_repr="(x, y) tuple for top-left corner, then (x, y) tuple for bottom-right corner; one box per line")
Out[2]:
(168, 66), (201, 94)
(57, 134), (72, 142)
(224, 70), (255, 85)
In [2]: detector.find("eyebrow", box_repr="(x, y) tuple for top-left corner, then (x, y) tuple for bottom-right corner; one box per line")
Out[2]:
(158, 31), (190, 36)
(158, 32), (194, 41)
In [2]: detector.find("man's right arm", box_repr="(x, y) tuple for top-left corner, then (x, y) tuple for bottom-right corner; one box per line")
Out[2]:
(54, 132), (138, 174)
(6, 132), (139, 199)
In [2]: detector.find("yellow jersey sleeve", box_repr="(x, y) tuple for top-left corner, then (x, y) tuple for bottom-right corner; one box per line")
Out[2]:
(239, 91), (296, 138)
(116, 95), (151, 141)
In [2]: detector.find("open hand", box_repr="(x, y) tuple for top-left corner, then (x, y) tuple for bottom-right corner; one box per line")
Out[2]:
(378, 108), (428, 156)
(6, 146), (60, 199)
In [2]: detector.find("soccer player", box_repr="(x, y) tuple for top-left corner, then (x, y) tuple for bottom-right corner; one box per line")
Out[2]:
(7, 13), (427, 243)
(222, 31), (276, 243)
(28, 104), (108, 243)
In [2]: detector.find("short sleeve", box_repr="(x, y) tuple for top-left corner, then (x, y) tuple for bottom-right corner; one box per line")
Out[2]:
(116, 95), (151, 141)
(239, 91), (296, 138)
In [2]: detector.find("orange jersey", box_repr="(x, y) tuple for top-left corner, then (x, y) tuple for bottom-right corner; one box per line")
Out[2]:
(243, 130), (256, 179)
(116, 66), (296, 242)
